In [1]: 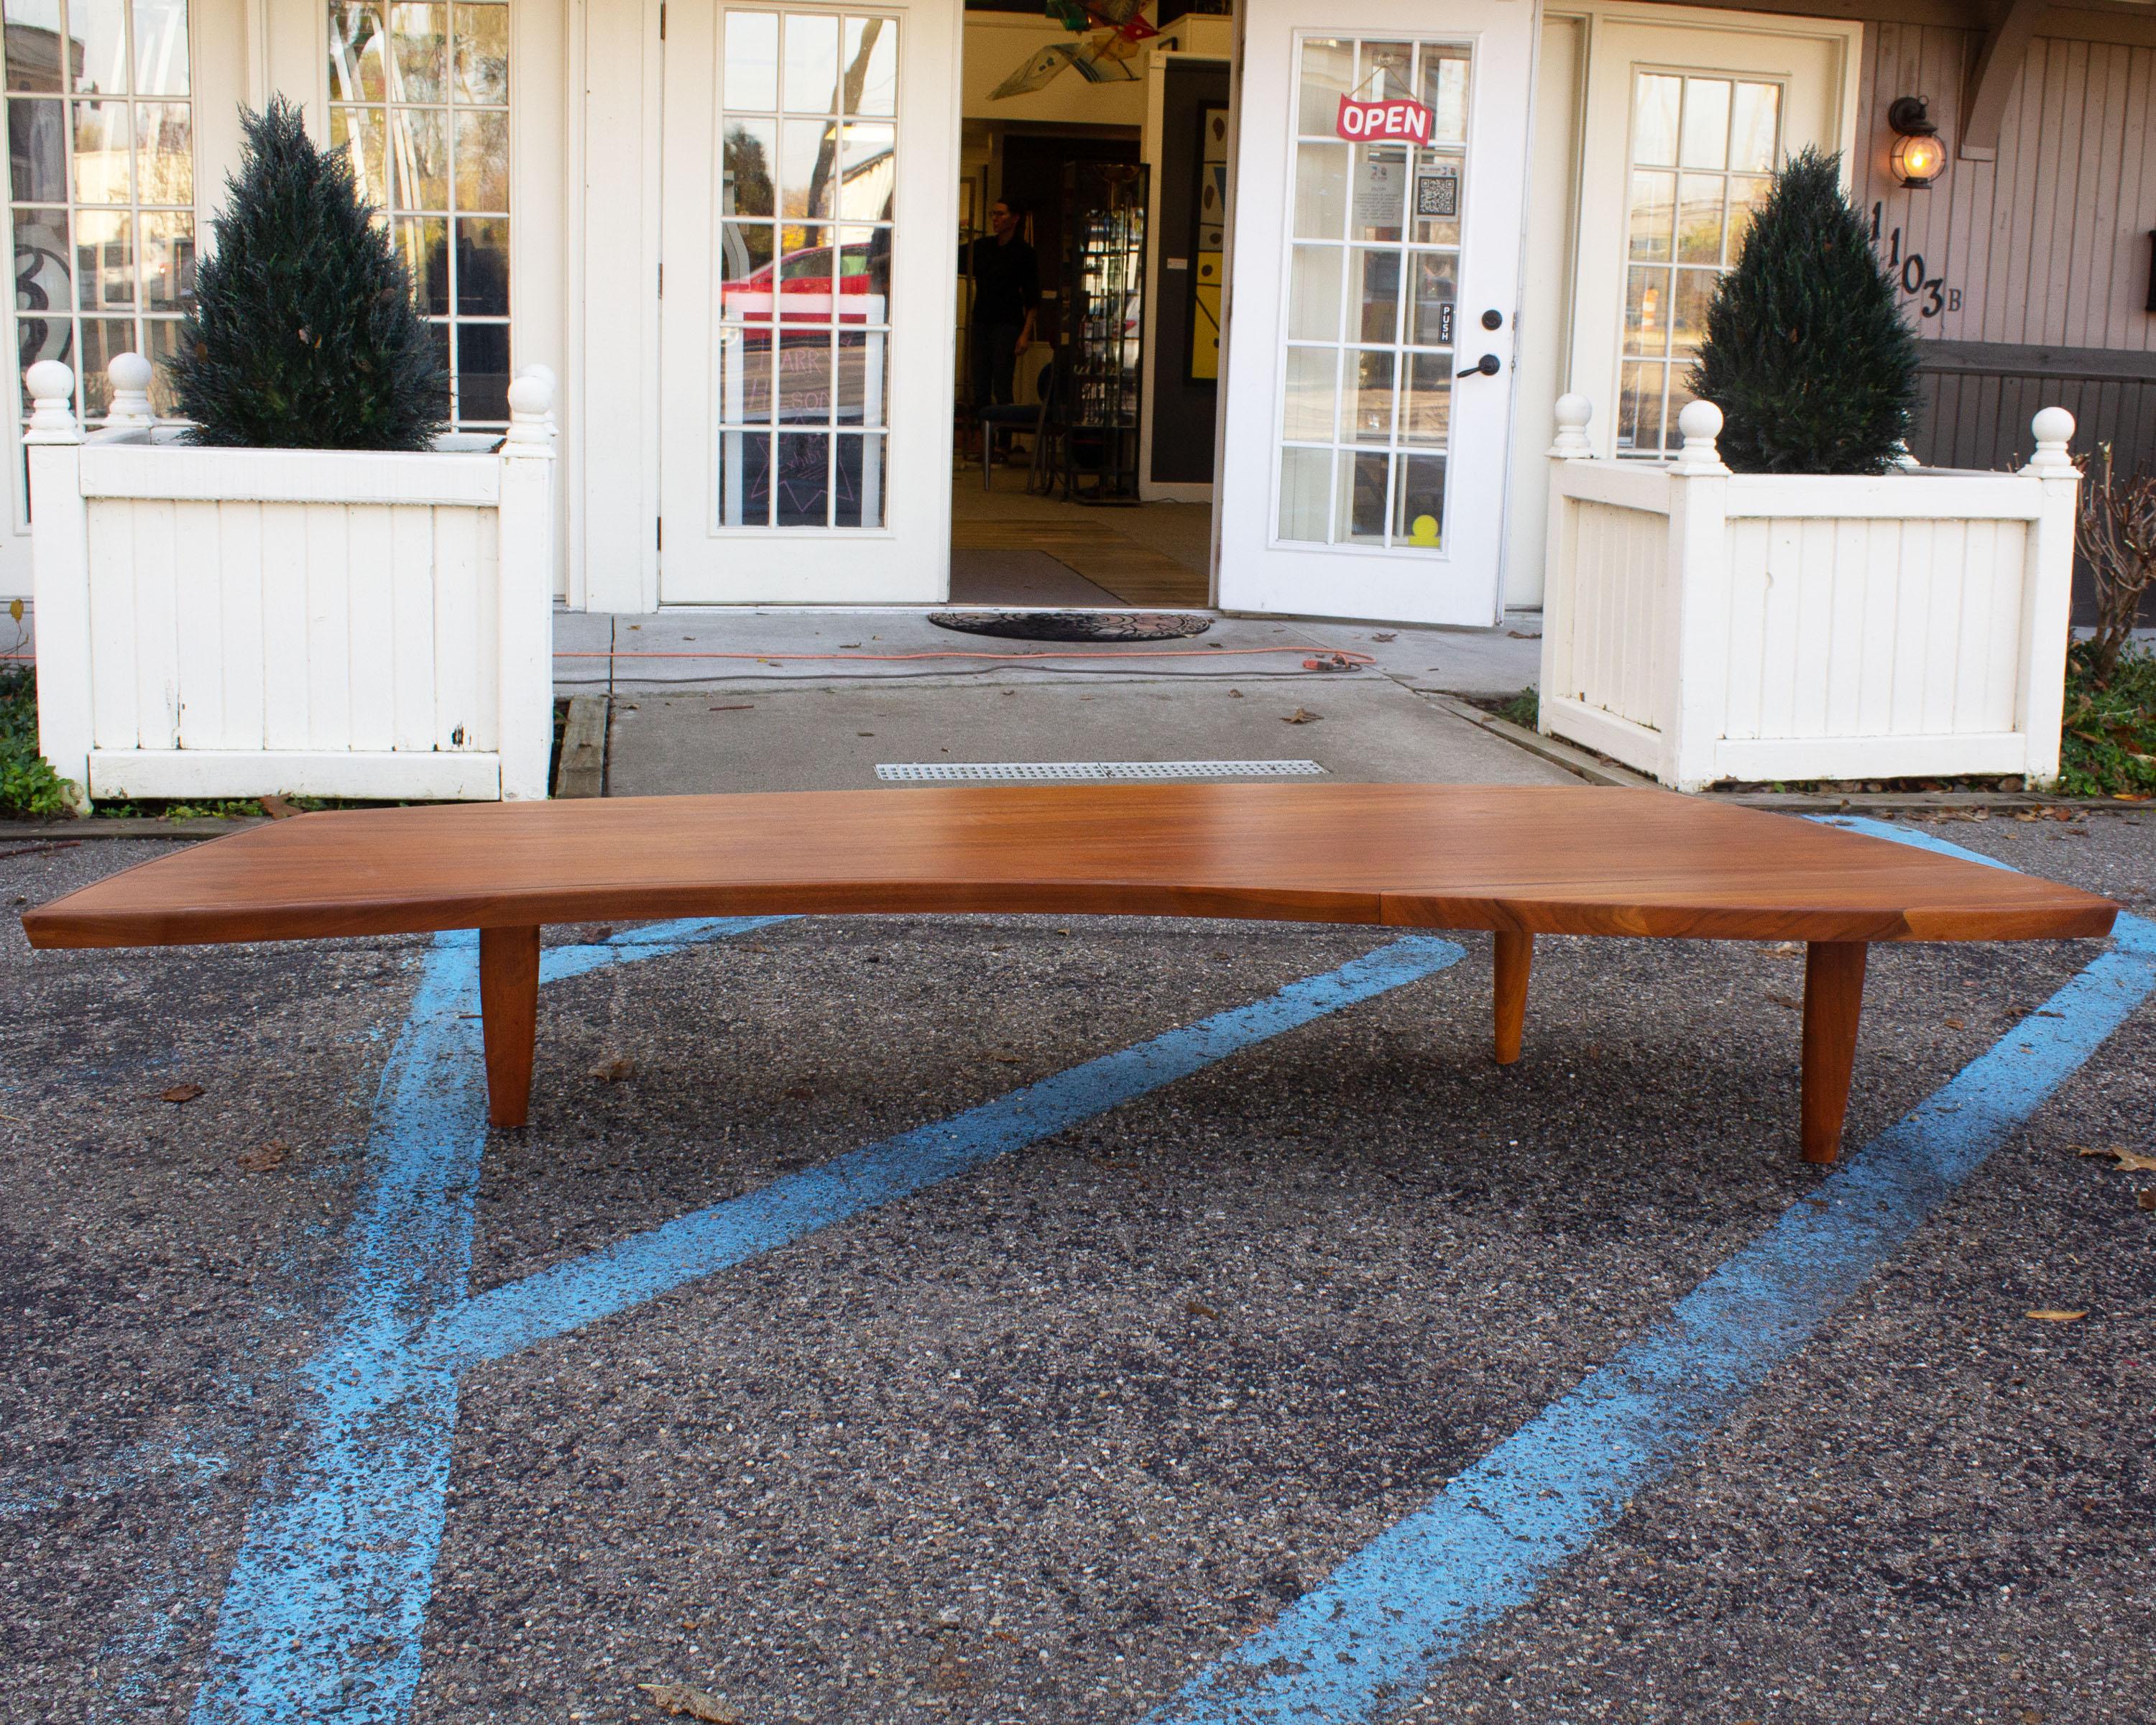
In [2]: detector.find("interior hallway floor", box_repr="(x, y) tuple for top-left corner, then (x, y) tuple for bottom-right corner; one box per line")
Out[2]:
(949, 472), (1213, 609)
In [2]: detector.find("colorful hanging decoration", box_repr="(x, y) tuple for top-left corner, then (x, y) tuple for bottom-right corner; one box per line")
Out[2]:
(989, 0), (1158, 100)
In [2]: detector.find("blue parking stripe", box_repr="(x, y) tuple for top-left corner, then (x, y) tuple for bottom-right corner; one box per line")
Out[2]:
(188, 928), (1465, 1724)
(1144, 901), (2153, 1719)
(427, 934), (1468, 1368)
(186, 916), (793, 1725)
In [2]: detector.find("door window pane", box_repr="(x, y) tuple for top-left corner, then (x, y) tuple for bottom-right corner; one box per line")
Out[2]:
(9, 0), (193, 454)
(716, 10), (895, 530)
(1276, 34), (1467, 551)
(329, 0), (510, 426)
(1618, 71), (1780, 454)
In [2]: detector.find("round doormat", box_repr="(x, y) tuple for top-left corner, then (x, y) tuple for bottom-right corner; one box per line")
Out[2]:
(928, 609), (1215, 643)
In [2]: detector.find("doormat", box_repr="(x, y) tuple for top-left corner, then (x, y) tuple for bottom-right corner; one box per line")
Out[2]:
(927, 609), (1215, 643)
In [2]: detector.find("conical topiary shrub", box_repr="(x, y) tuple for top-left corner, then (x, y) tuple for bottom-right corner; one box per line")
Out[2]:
(1687, 147), (1920, 474)
(167, 97), (446, 449)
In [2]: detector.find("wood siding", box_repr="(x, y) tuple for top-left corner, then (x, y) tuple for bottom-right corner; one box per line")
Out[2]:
(1854, 21), (2156, 615)
(1854, 24), (2156, 354)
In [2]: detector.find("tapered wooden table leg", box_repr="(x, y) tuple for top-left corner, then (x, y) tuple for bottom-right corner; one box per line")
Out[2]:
(479, 924), (540, 1128)
(1493, 929), (1531, 1065)
(1800, 939), (1867, 1164)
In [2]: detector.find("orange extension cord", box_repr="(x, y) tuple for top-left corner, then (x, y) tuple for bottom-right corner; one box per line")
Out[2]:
(554, 645), (1375, 666)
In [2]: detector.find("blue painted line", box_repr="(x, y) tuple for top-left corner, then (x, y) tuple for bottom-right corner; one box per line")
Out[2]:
(1144, 844), (2152, 1725)
(188, 916), (787, 1725)
(188, 926), (1465, 1723)
(425, 934), (1469, 1368)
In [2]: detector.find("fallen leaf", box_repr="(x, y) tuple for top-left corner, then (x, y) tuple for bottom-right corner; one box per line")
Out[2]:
(636, 1683), (740, 1722)
(1766, 991), (1802, 1011)
(1227, 689), (1243, 698)
(590, 1057), (636, 1083)
(2024, 1310), (2086, 1322)
(2075, 1144), (2156, 1171)
(1945, 1016), (1966, 1030)
(1370, 632), (1396, 642)
(838, 642), (862, 649)
(1766, 942), (1802, 958)
(235, 1139), (290, 1172)
(986, 1053), (1025, 1065)
(1506, 629), (1542, 640)
(160, 1083), (205, 1104)
(2138, 1190), (2155, 1211)
(783, 1085), (814, 1100)
(258, 794), (302, 820)
(1184, 1300), (1221, 1318)
(1281, 707), (1320, 724)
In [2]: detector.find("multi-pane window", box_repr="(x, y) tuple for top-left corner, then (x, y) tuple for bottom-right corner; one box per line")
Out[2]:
(1618, 72), (1779, 456)
(6, 0), (195, 431)
(328, 0), (509, 427)
(1276, 37), (1466, 552)
(717, 9), (895, 529)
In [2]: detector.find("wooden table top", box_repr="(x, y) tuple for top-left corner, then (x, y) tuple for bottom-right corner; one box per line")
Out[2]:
(21, 783), (2119, 949)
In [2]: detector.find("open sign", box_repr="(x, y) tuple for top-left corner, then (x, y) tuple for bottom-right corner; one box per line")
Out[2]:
(1335, 94), (1435, 145)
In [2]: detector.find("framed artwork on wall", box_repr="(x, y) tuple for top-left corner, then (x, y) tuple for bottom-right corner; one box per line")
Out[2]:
(1189, 105), (1230, 382)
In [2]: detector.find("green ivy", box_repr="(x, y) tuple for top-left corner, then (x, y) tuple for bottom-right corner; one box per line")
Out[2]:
(2056, 640), (2156, 800)
(0, 666), (79, 819)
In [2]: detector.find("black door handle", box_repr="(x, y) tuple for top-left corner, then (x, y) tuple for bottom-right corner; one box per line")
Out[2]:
(1457, 352), (1501, 378)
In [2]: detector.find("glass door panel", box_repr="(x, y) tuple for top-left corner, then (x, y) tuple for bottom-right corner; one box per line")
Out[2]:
(1217, 0), (1536, 627)
(1274, 34), (1467, 553)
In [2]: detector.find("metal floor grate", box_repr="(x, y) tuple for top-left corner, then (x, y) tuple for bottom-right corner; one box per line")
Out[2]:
(876, 760), (1329, 783)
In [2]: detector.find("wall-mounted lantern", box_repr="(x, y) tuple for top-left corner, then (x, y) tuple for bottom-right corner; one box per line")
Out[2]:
(1887, 96), (1945, 189)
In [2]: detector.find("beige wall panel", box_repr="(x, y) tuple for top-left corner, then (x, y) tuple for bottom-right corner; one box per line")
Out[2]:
(1853, 24), (2156, 354)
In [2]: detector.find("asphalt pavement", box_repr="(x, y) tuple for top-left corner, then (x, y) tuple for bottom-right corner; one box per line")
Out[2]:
(4, 803), (2152, 1724)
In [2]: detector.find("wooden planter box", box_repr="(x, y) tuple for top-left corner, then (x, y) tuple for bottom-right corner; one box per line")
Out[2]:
(27, 356), (558, 808)
(1539, 396), (2081, 791)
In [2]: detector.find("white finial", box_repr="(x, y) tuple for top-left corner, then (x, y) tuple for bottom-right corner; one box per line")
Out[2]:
(106, 352), (155, 426)
(2022, 406), (2076, 477)
(504, 369), (555, 450)
(1547, 393), (1593, 459)
(24, 360), (79, 442)
(1671, 398), (1728, 476)
(517, 364), (559, 440)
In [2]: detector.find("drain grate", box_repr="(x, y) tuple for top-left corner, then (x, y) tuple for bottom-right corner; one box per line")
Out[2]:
(877, 759), (1328, 783)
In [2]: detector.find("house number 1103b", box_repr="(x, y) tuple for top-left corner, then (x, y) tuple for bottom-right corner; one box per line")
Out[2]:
(1869, 202), (1963, 318)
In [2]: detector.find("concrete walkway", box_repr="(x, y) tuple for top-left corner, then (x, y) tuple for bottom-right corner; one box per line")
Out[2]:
(556, 608), (1562, 796)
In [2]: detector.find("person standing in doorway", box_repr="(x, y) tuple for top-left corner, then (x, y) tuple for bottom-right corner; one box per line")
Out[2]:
(969, 198), (1040, 454)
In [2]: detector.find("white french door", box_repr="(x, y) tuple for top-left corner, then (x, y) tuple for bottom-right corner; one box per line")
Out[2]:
(1217, 0), (1538, 626)
(658, 1), (959, 602)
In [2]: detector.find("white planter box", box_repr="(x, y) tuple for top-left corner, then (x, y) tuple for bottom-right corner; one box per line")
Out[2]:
(1538, 397), (2081, 791)
(27, 356), (558, 808)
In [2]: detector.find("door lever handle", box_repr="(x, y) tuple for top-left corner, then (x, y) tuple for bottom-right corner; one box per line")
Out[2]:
(1457, 352), (1502, 379)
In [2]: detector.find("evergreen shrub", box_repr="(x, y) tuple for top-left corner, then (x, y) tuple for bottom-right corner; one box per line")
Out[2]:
(167, 97), (446, 449)
(1688, 148), (1920, 474)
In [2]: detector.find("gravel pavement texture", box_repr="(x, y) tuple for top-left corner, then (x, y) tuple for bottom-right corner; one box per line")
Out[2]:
(1, 811), (2150, 1724)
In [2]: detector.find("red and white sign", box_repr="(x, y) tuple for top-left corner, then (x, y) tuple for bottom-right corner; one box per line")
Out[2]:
(1335, 94), (1435, 145)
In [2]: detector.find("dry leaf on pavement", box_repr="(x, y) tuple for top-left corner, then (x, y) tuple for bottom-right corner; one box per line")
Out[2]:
(235, 1139), (290, 1172)
(2076, 1144), (2156, 1172)
(636, 1681), (741, 1721)
(590, 1057), (636, 1082)
(160, 1083), (205, 1104)
(2024, 1310), (2087, 1322)
(1281, 707), (1320, 724)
